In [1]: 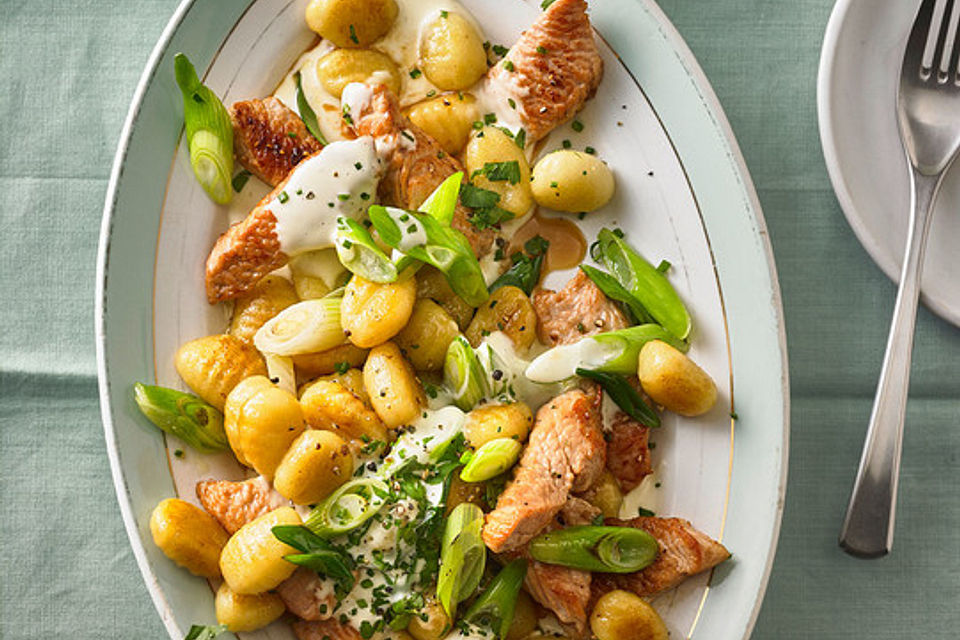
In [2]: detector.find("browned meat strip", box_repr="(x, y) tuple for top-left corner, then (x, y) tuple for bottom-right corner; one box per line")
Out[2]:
(195, 477), (280, 534)
(532, 270), (629, 345)
(483, 389), (605, 554)
(526, 560), (592, 635)
(342, 84), (495, 257)
(230, 97), (323, 187)
(484, 0), (603, 143)
(593, 516), (730, 598)
(605, 411), (653, 491)
(293, 619), (360, 640)
(276, 567), (336, 621)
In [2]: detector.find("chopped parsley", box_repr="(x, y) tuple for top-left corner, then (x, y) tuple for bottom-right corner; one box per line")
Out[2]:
(489, 235), (549, 295)
(541, 0), (557, 8)
(638, 507), (657, 517)
(503, 60), (515, 72)
(508, 97), (517, 110)
(484, 112), (498, 125)
(409, 67), (422, 79)
(475, 160), (521, 185)
(440, 9), (449, 18)
(334, 361), (351, 375)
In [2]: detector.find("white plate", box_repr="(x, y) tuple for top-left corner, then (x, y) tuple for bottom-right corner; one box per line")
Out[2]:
(97, 1), (789, 638)
(819, 0), (960, 326)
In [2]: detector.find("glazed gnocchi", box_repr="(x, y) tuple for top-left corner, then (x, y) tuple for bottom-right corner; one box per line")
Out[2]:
(219, 507), (302, 594)
(305, 0), (398, 48)
(300, 377), (389, 442)
(149, 498), (228, 579)
(405, 93), (479, 155)
(341, 273), (417, 348)
(464, 285), (537, 351)
(215, 583), (286, 632)
(464, 126), (534, 218)
(419, 11), (487, 91)
(317, 48), (401, 99)
(395, 298), (460, 371)
(363, 341), (426, 429)
(228, 275), (299, 344)
(273, 428), (353, 504)
(463, 402), (532, 449)
(531, 150), (616, 213)
(174, 334), (266, 410)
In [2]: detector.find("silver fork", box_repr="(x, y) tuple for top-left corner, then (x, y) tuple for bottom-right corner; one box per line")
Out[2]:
(839, 0), (960, 558)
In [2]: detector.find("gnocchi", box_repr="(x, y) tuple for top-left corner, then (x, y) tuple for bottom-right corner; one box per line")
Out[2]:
(416, 266), (475, 330)
(341, 274), (417, 348)
(292, 342), (369, 379)
(305, 0), (398, 48)
(149, 498), (229, 579)
(589, 590), (669, 640)
(363, 342), (426, 429)
(406, 595), (451, 640)
(464, 285), (537, 351)
(228, 275), (298, 344)
(174, 334), (266, 410)
(506, 590), (538, 640)
(587, 470), (624, 518)
(220, 507), (302, 594)
(637, 340), (717, 416)
(531, 150), (616, 213)
(215, 582), (285, 632)
(419, 11), (487, 90)
(463, 402), (532, 449)
(316, 48), (401, 99)
(300, 378), (389, 442)
(273, 428), (353, 505)
(395, 298), (460, 371)
(405, 93), (479, 155)
(223, 376), (306, 478)
(464, 127), (534, 218)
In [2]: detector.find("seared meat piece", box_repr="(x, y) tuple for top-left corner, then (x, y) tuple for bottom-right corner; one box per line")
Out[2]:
(293, 619), (360, 640)
(230, 97), (323, 187)
(195, 476), (283, 534)
(204, 203), (287, 303)
(526, 560), (592, 636)
(341, 83), (495, 257)
(605, 411), (653, 491)
(484, 389), (605, 554)
(593, 516), (730, 598)
(483, 0), (603, 143)
(276, 568), (336, 621)
(532, 270), (629, 345)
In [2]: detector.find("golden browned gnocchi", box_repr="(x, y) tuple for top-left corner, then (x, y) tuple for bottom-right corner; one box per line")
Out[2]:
(531, 150), (616, 213)
(273, 428), (353, 504)
(419, 11), (487, 90)
(215, 582), (286, 632)
(220, 507), (302, 594)
(465, 285), (537, 351)
(174, 334), (266, 410)
(637, 340), (717, 416)
(416, 266), (475, 330)
(341, 274), (417, 348)
(316, 48), (401, 99)
(395, 298), (460, 371)
(463, 402), (532, 449)
(506, 590), (538, 640)
(223, 375), (306, 478)
(406, 595), (451, 640)
(464, 127), (534, 218)
(363, 342), (426, 429)
(300, 378), (389, 442)
(292, 342), (369, 378)
(405, 93), (479, 155)
(590, 590), (669, 640)
(149, 498), (229, 579)
(228, 275), (299, 344)
(587, 470), (624, 518)
(444, 475), (485, 515)
(305, 0), (398, 48)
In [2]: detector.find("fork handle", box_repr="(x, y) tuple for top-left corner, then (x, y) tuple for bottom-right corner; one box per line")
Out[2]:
(839, 167), (941, 558)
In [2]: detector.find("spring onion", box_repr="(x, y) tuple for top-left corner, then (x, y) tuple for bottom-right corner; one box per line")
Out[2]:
(272, 525), (355, 594)
(295, 71), (327, 145)
(463, 559), (528, 640)
(460, 437), (523, 483)
(580, 264), (655, 324)
(173, 53), (234, 205)
(444, 336), (488, 410)
(437, 503), (486, 618)
(595, 228), (691, 339)
(525, 324), (688, 383)
(335, 216), (398, 283)
(263, 353), (296, 395)
(133, 383), (227, 453)
(419, 171), (462, 225)
(304, 477), (389, 537)
(183, 624), (227, 640)
(576, 368), (660, 427)
(529, 525), (659, 573)
(253, 297), (345, 356)
(490, 236), (549, 296)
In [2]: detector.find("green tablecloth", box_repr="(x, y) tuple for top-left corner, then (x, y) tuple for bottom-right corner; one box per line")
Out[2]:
(3, 0), (958, 637)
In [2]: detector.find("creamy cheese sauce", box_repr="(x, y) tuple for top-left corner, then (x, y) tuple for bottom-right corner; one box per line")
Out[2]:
(268, 137), (381, 256)
(525, 335), (619, 383)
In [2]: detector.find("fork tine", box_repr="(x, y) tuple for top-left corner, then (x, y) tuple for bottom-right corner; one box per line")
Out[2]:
(905, 0), (939, 79)
(935, 0), (959, 81)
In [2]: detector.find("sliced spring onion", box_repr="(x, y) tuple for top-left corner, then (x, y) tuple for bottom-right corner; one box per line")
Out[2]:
(580, 264), (655, 325)
(295, 71), (327, 145)
(444, 336), (488, 410)
(525, 324), (687, 383)
(263, 353), (296, 395)
(183, 624), (228, 640)
(133, 383), (227, 453)
(272, 525), (355, 594)
(463, 559), (528, 640)
(303, 477), (389, 537)
(335, 216), (398, 283)
(253, 297), (344, 356)
(490, 238), (548, 296)
(419, 172), (462, 225)
(437, 503), (486, 618)
(576, 368), (660, 427)
(529, 525), (659, 573)
(173, 53), (234, 205)
(460, 437), (523, 483)
(595, 228), (691, 339)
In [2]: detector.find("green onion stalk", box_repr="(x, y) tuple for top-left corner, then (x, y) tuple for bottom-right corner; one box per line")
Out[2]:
(595, 228), (692, 339)
(303, 477), (389, 537)
(443, 336), (488, 410)
(335, 216), (398, 283)
(437, 503), (486, 618)
(580, 264), (655, 325)
(174, 53), (234, 205)
(133, 383), (227, 453)
(463, 559), (528, 639)
(529, 525), (659, 573)
(460, 437), (523, 483)
(295, 71), (327, 145)
(272, 525), (355, 594)
(576, 368), (660, 427)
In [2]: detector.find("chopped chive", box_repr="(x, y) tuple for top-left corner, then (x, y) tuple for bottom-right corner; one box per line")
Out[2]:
(231, 170), (252, 193)
(562, 139), (572, 149)
(349, 24), (359, 44)
(537, 45), (548, 54)
(508, 98), (516, 109)
(585, 146), (596, 155)
(484, 113), (497, 125)
(571, 120), (584, 132)
(277, 190), (289, 204)
(409, 68), (422, 79)
(504, 60), (515, 72)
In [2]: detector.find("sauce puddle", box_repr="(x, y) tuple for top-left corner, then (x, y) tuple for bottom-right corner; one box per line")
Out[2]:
(508, 209), (587, 279)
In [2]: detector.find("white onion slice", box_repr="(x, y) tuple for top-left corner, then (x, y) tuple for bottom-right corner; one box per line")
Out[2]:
(254, 297), (345, 356)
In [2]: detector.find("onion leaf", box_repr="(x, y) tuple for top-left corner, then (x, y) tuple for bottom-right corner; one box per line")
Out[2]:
(295, 71), (327, 145)
(463, 559), (528, 639)
(460, 437), (523, 482)
(576, 368), (660, 427)
(303, 477), (390, 537)
(529, 525), (658, 573)
(444, 336), (488, 410)
(335, 216), (398, 283)
(133, 383), (227, 453)
(437, 503), (486, 619)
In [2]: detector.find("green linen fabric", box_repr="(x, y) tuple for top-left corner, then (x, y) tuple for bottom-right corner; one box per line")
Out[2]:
(1, 0), (957, 638)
